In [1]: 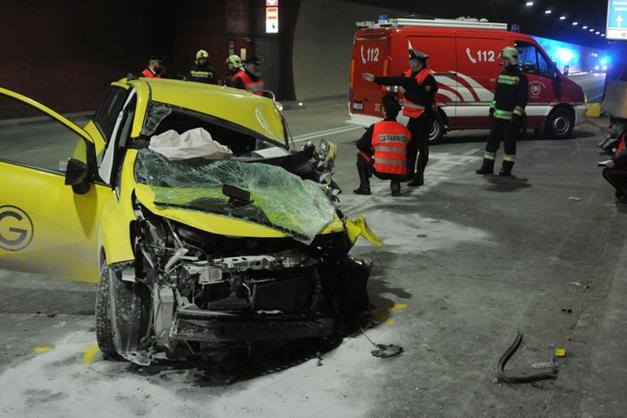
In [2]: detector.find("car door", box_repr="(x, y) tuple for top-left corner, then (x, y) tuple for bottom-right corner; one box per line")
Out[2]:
(0, 87), (113, 283)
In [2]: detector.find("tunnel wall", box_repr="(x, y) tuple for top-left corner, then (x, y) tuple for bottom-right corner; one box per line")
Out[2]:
(292, 0), (403, 101)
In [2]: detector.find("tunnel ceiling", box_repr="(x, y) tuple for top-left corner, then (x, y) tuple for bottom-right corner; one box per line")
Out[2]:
(343, 0), (614, 49)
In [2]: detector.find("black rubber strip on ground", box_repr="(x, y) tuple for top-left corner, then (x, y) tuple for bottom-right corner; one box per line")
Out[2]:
(496, 332), (558, 384)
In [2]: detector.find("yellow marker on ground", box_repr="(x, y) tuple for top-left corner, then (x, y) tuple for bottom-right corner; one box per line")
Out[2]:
(586, 103), (601, 118)
(391, 304), (407, 310)
(384, 318), (395, 325)
(33, 346), (52, 353)
(555, 348), (567, 357)
(81, 343), (100, 365)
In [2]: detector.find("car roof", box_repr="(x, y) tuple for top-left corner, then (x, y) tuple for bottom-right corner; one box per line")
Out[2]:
(118, 78), (287, 146)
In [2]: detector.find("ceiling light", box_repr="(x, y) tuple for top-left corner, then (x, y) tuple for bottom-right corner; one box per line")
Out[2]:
(525, 1), (534, 6)
(601, 34), (605, 37)
(560, 16), (566, 20)
(545, 9), (552, 14)
(595, 31), (600, 34)
(589, 28), (594, 32)
(583, 25), (588, 29)
(572, 22), (578, 26)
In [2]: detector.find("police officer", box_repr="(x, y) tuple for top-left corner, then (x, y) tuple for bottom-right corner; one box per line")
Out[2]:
(141, 55), (165, 78)
(601, 116), (627, 203)
(476, 46), (528, 176)
(188, 49), (217, 84)
(226, 55), (265, 94)
(354, 95), (413, 197)
(363, 49), (437, 187)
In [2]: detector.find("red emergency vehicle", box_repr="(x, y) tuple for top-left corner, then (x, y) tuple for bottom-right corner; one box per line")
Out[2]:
(348, 17), (588, 142)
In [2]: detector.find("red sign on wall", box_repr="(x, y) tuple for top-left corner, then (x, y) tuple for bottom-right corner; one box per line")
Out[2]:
(266, 6), (279, 33)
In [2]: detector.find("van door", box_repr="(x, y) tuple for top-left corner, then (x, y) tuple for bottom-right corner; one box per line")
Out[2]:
(350, 30), (390, 118)
(513, 39), (556, 128)
(454, 33), (508, 128)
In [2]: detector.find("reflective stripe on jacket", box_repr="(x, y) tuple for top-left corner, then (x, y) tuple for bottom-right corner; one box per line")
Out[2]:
(372, 121), (412, 175)
(400, 68), (434, 118)
(231, 70), (265, 94)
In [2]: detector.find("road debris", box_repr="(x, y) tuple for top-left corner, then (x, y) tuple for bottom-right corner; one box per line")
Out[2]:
(554, 348), (567, 357)
(568, 196), (583, 201)
(561, 308), (573, 313)
(496, 332), (558, 384)
(360, 326), (403, 359)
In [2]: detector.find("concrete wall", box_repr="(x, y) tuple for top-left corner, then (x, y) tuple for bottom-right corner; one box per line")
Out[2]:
(292, 0), (402, 101)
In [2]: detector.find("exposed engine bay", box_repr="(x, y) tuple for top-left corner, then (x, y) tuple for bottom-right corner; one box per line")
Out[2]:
(100, 140), (375, 366)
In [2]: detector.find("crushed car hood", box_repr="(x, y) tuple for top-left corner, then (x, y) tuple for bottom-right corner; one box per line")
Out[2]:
(134, 150), (343, 242)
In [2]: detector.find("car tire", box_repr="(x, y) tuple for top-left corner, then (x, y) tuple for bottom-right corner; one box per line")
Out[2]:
(428, 117), (445, 144)
(95, 265), (118, 359)
(545, 108), (574, 139)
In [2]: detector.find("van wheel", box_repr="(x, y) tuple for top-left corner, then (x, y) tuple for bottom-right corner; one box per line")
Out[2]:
(95, 265), (118, 359)
(545, 108), (574, 139)
(428, 118), (445, 144)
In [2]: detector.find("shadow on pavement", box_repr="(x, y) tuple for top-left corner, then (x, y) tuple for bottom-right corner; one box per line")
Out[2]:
(483, 175), (531, 192)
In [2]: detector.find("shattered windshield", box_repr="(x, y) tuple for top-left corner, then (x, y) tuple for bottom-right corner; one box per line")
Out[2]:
(134, 149), (336, 243)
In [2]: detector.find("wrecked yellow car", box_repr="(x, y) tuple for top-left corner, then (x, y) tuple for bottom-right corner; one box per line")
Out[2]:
(0, 79), (380, 365)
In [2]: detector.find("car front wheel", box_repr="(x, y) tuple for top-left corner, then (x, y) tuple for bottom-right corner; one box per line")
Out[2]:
(95, 265), (118, 359)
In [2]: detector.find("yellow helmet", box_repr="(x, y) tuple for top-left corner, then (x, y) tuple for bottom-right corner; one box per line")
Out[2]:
(196, 49), (209, 61)
(226, 54), (242, 69)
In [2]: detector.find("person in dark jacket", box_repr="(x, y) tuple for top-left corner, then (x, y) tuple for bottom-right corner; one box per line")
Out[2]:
(476, 46), (529, 176)
(354, 95), (413, 197)
(362, 48), (437, 187)
(187, 49), (217, 84)
(602, 116), (627, 203)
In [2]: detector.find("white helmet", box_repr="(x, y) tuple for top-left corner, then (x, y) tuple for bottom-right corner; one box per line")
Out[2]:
(500, 46), (520, 66)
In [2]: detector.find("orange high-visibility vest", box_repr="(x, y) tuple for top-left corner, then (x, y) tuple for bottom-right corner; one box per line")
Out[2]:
(141, 69), (161, 78)
(372, 121), (412, 175)
(400, 68), (434, 118)
(231, 70), (265, 94)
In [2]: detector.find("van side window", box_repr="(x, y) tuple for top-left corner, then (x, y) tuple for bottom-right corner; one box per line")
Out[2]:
(515, 41), (553, 78)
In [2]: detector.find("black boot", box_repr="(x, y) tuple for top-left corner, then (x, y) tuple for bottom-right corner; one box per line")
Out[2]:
(390, 180), (401, 196)
(353, 161), (371, 195)
(499, 160), (514, 176)
(475, 158), (494, 175)
(408, 173), (424, 187)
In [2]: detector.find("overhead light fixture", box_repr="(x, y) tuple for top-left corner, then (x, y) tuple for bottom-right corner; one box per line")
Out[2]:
(583, 25), (588, 29)
(560, 16), (566, 20)
(595, 31), (600, 34)
(601, 34), (605, 37)
(572, 21), (578, 26)
(589, 28), (594, 32)
(545, 9), (552, 14)
(525, 1), (534, 6)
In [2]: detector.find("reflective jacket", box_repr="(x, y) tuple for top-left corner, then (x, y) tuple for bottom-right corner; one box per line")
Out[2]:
(230, 69), (265, 94)
(491, 67), (528, 121)
(400, 68), (435, 118)
(188, 63), (217, 84)
(372, 121), (412, 175)
(141, 68), (161, 79)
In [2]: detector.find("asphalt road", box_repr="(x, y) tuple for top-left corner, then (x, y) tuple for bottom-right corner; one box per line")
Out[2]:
(1, 101), (626, 417)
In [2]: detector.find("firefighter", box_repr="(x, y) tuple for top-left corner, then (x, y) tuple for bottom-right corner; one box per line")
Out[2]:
(601, 116), (627, 203)
(362, 49), (437, 187)
(353, 94), (413, 197)
(476, 46), (529, 176)
(141, 55), (165, 79)
(226, 55), (265, 93)
(188, 49), (217, 84)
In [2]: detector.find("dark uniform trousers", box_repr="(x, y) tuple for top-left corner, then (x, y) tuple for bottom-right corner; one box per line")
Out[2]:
(485, 118), (518, 157)
(602, 166), (627, 197)
(407, 115), (430, 176)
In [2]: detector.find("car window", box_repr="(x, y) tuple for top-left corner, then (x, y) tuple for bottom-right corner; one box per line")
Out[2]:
(93, 86), (129, 142)
(0, 94), (87, 174)
(515, 41), (553, 78)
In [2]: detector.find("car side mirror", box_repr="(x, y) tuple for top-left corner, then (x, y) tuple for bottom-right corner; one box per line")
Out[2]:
(64, 158), (91, 194)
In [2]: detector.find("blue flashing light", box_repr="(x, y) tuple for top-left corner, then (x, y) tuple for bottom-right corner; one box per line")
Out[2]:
(556, 48), (575, 65)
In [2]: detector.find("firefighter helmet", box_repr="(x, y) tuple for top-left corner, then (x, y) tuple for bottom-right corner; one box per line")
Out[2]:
(226, 54), (242, 69)
(196, 49), (209, 61)
(500, 47), (520, 66)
